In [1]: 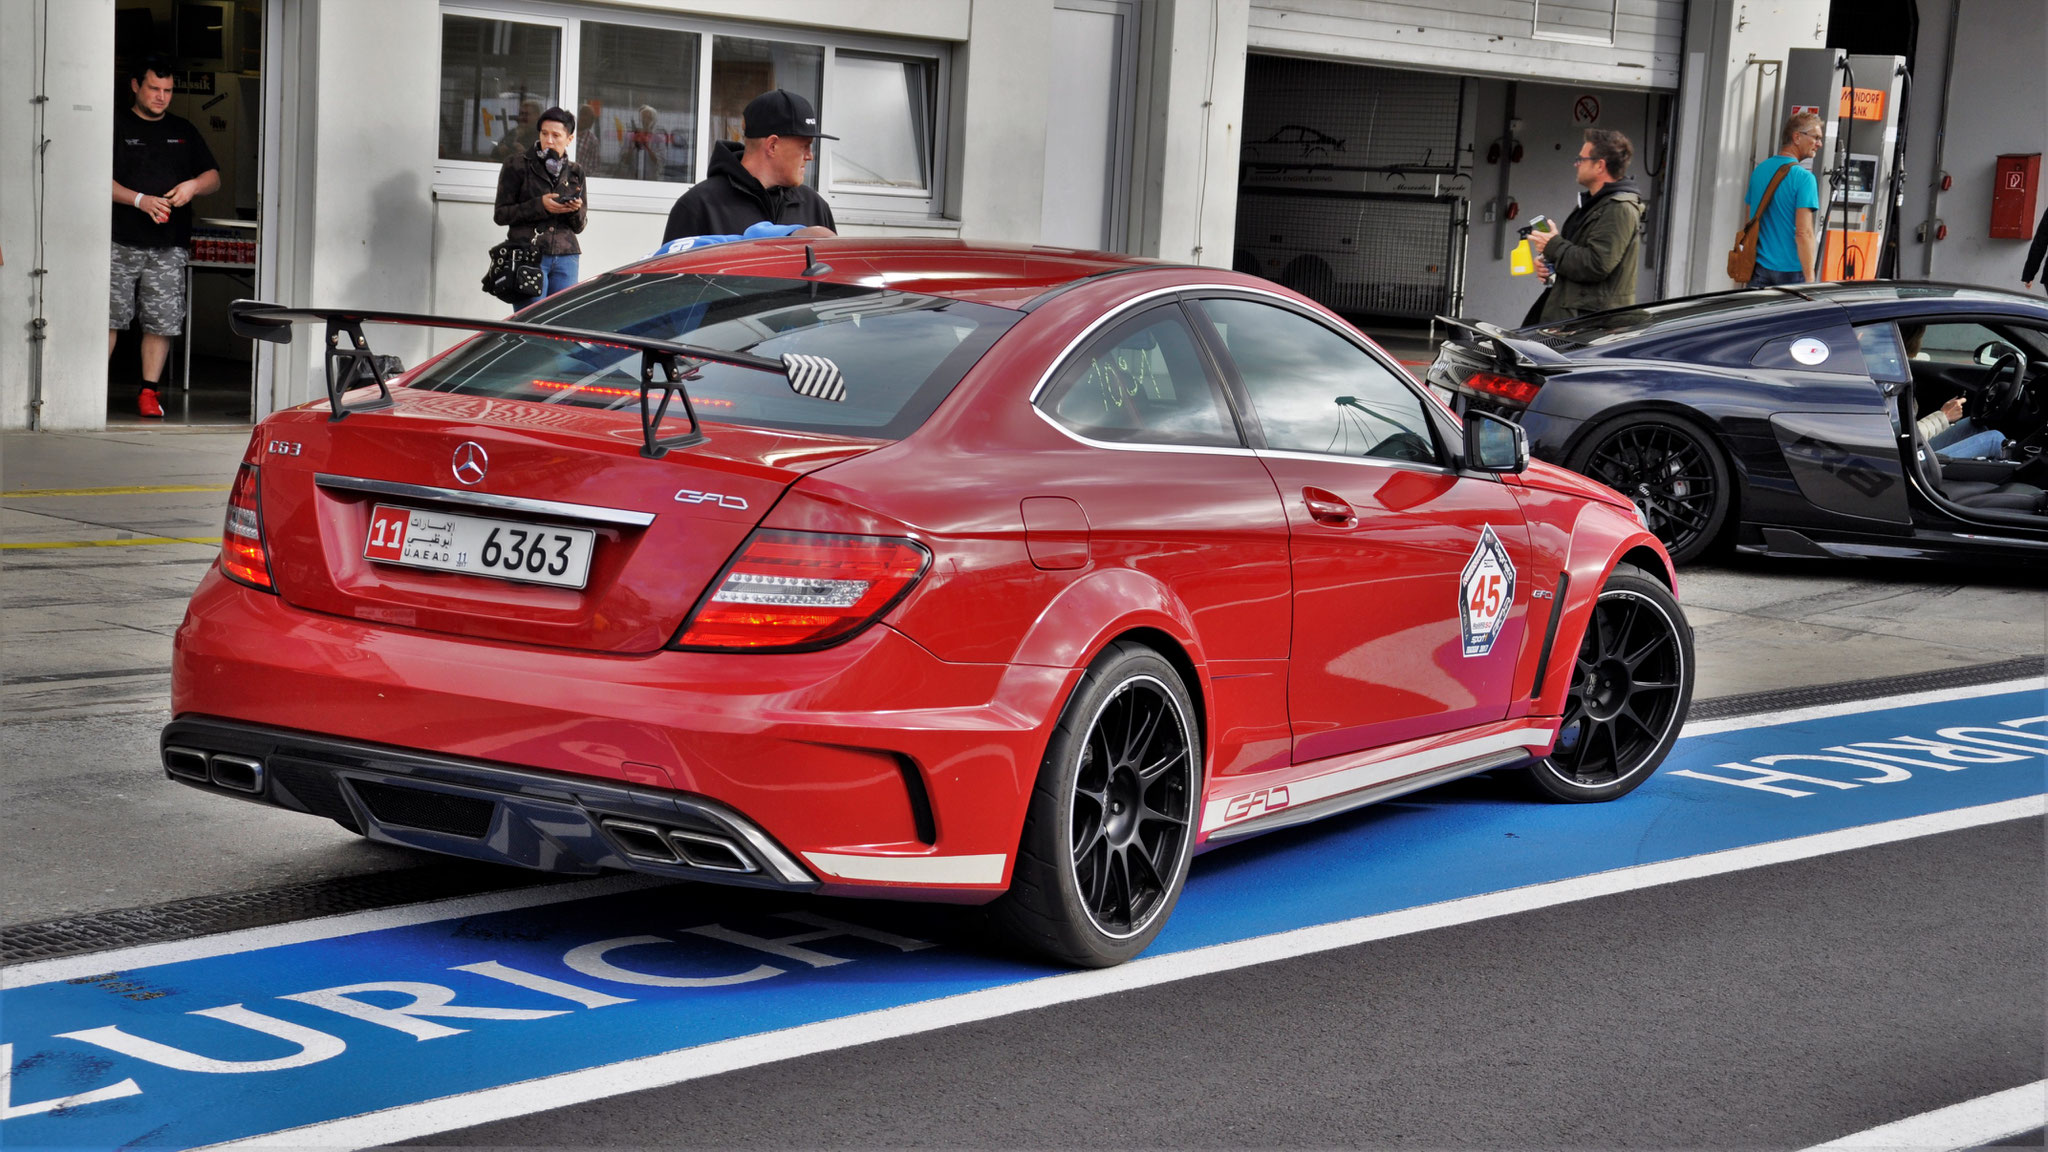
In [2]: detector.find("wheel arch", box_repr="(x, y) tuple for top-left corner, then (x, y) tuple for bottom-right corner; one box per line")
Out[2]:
(1531, 503), (1678, 721)
(1560, 401), (1747, 561)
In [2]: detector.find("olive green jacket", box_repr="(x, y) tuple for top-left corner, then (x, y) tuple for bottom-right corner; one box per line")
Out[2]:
(1534, 179), (1644, 323)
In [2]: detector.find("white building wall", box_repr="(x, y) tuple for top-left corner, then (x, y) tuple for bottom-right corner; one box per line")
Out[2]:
(1248, 0), (1684, 91)
(1, 0), (115, 431)
(1134, 0), (1251, 265)
(1896, 0), (2048, 289)
(1666, 0), (1832, 298)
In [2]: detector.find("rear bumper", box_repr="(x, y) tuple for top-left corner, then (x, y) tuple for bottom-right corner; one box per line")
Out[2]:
(170, 568), (1077, 900)
(162, 716), (818, 889)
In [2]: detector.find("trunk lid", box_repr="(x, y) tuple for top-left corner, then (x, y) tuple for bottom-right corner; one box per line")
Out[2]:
(257, 390), (879, 653)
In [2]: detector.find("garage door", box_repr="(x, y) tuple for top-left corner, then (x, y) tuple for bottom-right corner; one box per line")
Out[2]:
(1248, 0), (1682, 91)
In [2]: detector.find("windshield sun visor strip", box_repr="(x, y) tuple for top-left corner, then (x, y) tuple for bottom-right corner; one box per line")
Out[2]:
(314, 475), (657, 528)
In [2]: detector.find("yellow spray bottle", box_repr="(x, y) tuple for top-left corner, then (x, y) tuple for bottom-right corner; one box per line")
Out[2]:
(1509, 215), (1553, 276)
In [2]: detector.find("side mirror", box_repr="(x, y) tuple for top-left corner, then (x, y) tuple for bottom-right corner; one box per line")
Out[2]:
(1974, 340), (2018, 365)
(1463, 410), (1529, 474)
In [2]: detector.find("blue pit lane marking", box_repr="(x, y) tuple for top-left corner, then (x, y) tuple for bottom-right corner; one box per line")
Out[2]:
(3, 684), (2042, 1150)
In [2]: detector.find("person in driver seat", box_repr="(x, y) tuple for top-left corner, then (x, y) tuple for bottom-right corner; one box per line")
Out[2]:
(1903, 325), (2008, 460)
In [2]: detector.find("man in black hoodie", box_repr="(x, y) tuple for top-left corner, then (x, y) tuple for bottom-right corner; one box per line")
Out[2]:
(662, 90), (838, 242)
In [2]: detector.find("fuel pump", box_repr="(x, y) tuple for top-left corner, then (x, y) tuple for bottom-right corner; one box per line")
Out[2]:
(1784, 48), (1907, 281)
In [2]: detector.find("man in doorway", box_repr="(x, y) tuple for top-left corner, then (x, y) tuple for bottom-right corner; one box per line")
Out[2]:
(1525, 128), (1643, 324)
(109, 56), (219, 419)
(1741, 112), (1822, 288)
(662, 89), (838, 242)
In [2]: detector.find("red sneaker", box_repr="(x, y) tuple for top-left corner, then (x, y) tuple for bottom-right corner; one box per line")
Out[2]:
(138, 387), (164, 418)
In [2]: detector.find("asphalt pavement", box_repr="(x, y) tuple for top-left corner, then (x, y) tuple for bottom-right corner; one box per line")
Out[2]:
(401, 818), (2044, 1150)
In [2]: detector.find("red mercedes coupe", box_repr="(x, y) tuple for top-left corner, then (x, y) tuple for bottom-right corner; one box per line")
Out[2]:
(167, 239), (1691, 966)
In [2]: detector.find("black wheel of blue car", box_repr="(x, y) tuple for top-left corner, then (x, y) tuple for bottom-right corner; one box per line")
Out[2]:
(1571, 414), (1730, 565)
(1527, 564), (1693, 803)
(992, 641), (1198, 967)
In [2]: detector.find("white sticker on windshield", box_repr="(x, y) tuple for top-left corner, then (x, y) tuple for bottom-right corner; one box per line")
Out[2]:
(1790, 337), (1830, 365)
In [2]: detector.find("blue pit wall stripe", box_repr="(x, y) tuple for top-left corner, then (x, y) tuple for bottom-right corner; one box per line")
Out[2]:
(3, 681), (2043, 1150)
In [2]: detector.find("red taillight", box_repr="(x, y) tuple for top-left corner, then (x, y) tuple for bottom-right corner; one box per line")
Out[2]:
(670, 530), (930, 652)
(1465, 371), (1541, 406)
(219, 462), (275, 592)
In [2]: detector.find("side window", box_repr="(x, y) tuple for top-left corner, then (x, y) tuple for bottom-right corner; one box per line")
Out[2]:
(1910, 321), (2005, 365)
(1855, 322), (1910, 384)
(1039, 307), (1241, 447)
(1197, 298), (1439, 464)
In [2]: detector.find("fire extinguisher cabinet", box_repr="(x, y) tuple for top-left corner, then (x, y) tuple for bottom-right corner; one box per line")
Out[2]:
(1991, 154), (2040, 239)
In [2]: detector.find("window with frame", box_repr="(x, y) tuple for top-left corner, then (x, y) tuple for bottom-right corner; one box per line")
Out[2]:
(436, 5), (948, 217)
(1198, 298), (1439, 464)
(439, 14), (561, 165)
(576, 23), (698, 182)
(1039, 307), (1241, 447)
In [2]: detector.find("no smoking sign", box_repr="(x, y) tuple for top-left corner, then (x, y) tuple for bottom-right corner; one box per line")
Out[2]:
(1459, 525), (1516, 658)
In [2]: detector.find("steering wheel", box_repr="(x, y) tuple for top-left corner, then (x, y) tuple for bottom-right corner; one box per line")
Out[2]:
(1978, 350), (2025, 424)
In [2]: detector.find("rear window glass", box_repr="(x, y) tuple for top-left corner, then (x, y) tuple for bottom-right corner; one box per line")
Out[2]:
(408, 272), (1019, 440)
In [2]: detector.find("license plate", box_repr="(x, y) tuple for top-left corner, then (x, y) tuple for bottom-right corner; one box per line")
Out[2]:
(364, 504), (595, 589)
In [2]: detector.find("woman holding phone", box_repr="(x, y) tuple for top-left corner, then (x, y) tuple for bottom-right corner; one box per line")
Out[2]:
(493, 106), (588, 301)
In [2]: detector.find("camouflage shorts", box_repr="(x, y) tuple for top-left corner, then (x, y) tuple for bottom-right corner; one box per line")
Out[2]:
(110, 242), (188, 335)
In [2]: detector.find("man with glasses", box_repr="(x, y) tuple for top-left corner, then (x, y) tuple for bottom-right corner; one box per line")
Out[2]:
(1524, 129), (1644, 324)
(661, 89), (839, 243)
(1742, 113), (1823, 288)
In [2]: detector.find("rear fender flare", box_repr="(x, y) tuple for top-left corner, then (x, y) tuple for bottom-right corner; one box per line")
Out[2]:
(1010, 567), (1209, 677)
(1008, 568), (1214, 778)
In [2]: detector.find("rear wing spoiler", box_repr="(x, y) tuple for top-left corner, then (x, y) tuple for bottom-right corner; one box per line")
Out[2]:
(1432, 315), (1574, 375)
(229, 300), (845, 459)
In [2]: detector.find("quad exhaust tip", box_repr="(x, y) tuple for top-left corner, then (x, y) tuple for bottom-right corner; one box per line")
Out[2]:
(164, 746), (266, 794)
(601, 819), (757, 874)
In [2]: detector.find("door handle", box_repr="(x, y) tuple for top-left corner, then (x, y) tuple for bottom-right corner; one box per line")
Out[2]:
(1302, 486), (1356, 527)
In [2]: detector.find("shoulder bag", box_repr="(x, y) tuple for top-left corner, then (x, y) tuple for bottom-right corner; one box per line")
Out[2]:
(1727, 162), (1794, 284)
(483, 238), (544, 304)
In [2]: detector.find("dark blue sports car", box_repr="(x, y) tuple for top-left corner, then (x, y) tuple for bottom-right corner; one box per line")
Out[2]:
(1428, 283), (2048, 564)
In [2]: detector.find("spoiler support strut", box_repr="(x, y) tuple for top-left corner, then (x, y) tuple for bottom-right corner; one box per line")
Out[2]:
(231, 300), (843, 458)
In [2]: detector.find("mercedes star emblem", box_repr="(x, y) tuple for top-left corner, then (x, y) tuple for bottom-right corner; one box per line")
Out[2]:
(452, 442), (489, 486)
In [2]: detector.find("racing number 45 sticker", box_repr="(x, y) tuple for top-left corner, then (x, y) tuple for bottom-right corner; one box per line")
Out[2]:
(1459, 525), (1516, 658)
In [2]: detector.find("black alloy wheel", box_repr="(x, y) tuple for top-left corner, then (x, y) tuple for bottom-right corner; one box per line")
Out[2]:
(1527, 564), (1694, 803)
(1572, 415), (1731, 565)
(992, 641), (1198, 967)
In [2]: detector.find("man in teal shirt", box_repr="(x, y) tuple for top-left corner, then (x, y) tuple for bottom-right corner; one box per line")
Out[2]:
(1744, 112), (1823, 287)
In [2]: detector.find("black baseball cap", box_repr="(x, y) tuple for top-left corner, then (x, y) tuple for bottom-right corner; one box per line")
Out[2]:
(743, 89), (837, 141)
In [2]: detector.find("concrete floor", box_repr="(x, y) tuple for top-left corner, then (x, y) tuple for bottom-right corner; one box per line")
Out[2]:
(3, 428), (2043, 925)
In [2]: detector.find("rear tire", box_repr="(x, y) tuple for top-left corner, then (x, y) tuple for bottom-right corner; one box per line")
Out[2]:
(990, 641), (1199, 967)
(1569, 413), (1731, 565)
(1526, 564), (1693, 803)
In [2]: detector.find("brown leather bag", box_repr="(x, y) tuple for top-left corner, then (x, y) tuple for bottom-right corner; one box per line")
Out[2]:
(1728, 162), (1794, 284)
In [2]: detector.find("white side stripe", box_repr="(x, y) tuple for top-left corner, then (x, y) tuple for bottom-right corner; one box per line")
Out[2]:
(801, 852), (1007, 885)
(1201, 727), (1556, 832)
(195, 795), (2044, 1150)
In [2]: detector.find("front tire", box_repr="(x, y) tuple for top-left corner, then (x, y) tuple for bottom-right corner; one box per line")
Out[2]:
(1526, 564), (1693, 803)
(991, 641), (1199, 967)
(1569, 413), (1731, 565)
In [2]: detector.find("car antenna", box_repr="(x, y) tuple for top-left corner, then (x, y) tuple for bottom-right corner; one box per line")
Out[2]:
(801, 244), (832, 278)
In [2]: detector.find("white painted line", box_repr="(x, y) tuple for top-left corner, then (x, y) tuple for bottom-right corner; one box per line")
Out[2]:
(1800, 1078), (2045, 1150)
(0, 875), (668, 991)
(1682, 677), (2045, 738)
(197, 794), (2046, 1150)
